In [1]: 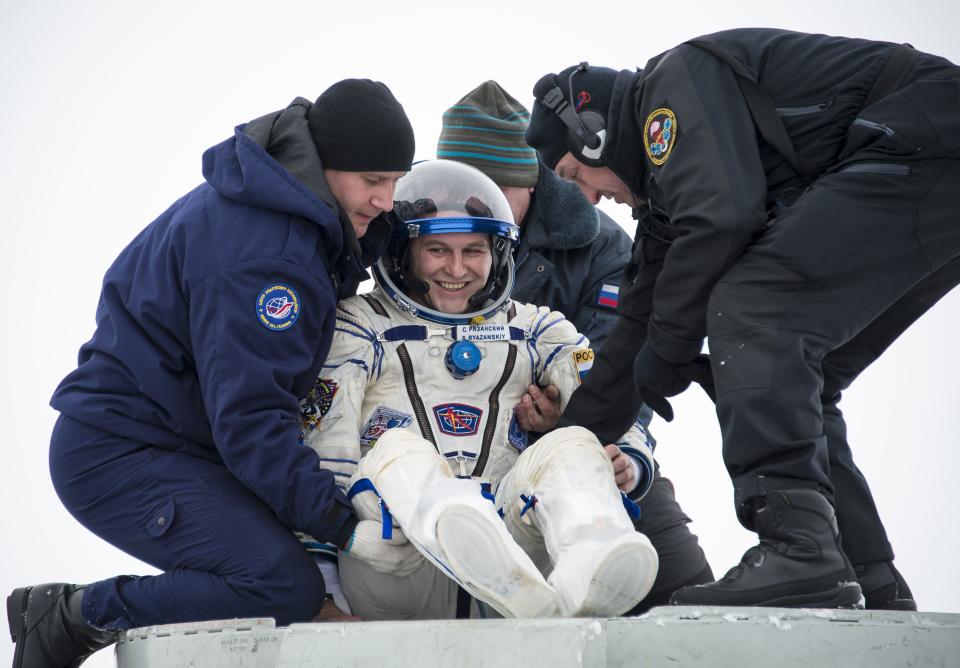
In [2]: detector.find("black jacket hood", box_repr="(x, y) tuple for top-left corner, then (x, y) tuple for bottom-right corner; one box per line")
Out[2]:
(603, 68), (651, 200)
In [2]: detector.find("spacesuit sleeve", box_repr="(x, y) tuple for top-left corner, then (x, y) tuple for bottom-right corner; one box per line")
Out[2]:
(612, 420), (656, 501)
(532, 306), (656, 499)
(638, 46), (769, 363)
(526, 306), (592, 415)
(300, 303), (380, 493)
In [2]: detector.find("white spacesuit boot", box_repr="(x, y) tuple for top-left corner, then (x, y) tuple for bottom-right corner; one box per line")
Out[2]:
(499, 426), (659, 617)
(355, 428), (559, 618)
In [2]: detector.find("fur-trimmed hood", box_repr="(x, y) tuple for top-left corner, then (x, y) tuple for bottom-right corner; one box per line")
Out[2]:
(521, 163), (600, 250)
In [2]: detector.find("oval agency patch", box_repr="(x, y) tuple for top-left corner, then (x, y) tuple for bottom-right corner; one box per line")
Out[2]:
(256, 283), (301, 330)
(644, 107), (678, 166)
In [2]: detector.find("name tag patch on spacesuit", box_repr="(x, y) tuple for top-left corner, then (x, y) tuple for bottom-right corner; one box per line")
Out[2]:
(360, 407), (414, 447)
(572, 349), (595, 383)
(433, 403), (483, 436)
(454, 324), (525, 342)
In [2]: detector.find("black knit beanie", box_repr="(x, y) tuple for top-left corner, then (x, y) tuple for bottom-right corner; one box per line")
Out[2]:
(308, 79), (415, 172)
(526, 65), (621, 169)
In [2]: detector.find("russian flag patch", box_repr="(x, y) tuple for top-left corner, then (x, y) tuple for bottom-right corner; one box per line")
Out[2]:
(573, 349), (595, 383)
(598, 284), (619, 309)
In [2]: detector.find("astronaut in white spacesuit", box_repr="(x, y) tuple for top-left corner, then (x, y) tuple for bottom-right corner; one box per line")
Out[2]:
(298, 160), (658, 620)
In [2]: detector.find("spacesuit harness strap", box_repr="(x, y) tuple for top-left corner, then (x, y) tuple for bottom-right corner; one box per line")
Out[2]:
(377, 324), (530, 343)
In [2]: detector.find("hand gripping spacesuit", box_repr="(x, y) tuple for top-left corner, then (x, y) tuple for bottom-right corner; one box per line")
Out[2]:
(299, 160), (658, 619)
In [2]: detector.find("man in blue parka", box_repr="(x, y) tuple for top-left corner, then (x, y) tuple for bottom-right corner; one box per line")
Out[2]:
(8, 79), (416, 668)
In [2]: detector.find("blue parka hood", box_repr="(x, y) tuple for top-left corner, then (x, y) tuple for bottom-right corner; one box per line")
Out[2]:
(203, 97), (345, 256)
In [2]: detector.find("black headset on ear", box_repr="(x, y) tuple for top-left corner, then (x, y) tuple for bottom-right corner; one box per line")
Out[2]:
(533, 62), (607, 167)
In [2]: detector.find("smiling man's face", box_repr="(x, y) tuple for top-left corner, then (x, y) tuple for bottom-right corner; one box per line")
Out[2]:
(407, 232), (493, 314)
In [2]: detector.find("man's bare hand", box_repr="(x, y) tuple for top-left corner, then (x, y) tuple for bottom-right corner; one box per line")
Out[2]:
(514, 384), (561, 432)
(312, 597), (363, 622)
(604, 443), (636, 493)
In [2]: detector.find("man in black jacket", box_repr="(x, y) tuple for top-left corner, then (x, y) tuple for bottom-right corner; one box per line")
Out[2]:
(439, 81), (713, 611)
(525, 29), (960, 609)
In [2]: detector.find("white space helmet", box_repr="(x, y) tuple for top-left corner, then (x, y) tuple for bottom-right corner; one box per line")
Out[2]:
(374, 159), (520, 325)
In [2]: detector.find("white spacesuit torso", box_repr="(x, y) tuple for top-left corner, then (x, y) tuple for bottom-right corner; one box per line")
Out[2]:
(299, 287), (653, 494)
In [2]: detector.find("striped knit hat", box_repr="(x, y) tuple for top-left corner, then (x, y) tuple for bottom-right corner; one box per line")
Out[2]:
(437, 81), (539, 187)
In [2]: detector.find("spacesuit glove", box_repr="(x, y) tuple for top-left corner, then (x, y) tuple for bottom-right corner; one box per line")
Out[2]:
(633, 344), (693, 422)
(342, 520), (425, 576)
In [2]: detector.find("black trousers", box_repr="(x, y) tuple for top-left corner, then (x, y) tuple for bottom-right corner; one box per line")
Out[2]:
(708, 75), (960, 563)
(629, 468), (713, 612)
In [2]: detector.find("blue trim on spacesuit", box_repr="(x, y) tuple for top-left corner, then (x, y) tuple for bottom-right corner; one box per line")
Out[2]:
(347, 478), (395, 540)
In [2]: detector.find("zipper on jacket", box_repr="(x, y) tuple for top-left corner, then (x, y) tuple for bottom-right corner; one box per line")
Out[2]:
(361, 294), (389, 317)
(396, 343), (436, 447)
(838, 162), (912, 176)
(472, 345), (518, 477)
(851, 118), (896, 137)
(776, 101), (829, 117)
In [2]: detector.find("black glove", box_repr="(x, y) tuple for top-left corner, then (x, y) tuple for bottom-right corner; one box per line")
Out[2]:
(632, 344), (693, 422)
(678, 354), (716, 403)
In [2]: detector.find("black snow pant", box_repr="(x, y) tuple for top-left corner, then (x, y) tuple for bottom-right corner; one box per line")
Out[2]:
(707, 74), (960, 564)
(627, 467), (713, 613)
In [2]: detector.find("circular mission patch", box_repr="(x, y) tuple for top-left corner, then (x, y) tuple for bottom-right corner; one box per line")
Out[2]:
(256, 283), (301, 331)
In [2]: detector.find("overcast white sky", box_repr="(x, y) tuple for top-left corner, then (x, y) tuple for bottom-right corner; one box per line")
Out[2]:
(2, 1), (959, 665)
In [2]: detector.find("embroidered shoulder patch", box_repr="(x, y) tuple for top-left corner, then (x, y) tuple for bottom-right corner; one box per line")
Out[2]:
(300, 379), (338, 432)
(256, 283), (301, 331)
(644, 108), (678, 166)
(360, 407), (413, 448)
(572, 348), (595, 383)
(598, 284), (619, 309)
(433, 403), (483, 437)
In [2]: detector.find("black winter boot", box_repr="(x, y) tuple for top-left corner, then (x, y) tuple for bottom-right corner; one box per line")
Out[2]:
(669, 489), (863, 608)
(7, 583), (116, 668)
(855, 561), (917, 611)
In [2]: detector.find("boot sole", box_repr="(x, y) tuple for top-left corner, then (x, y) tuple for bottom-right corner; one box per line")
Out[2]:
(8, 586), (31, 668)
(871, 599), (918, 612)
(554, 534), (659, 617)
(435, 506), (558, 618)
(755, 581), (864, 609)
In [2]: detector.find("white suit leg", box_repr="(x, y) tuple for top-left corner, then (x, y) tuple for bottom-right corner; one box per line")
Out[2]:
(354, 427), (558, 618)
(497, 426), (659, 617)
